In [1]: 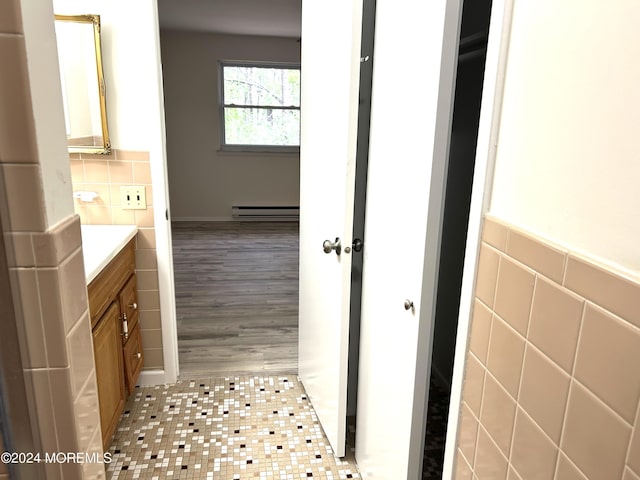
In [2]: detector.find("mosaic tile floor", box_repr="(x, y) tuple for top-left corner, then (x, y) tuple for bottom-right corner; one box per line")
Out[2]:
(107, 376), (361, 479)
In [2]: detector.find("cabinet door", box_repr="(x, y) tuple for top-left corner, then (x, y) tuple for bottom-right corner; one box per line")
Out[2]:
(123, 323), (144, 396)
(93, 301), (126, 450)
(119, 274), (139, 334)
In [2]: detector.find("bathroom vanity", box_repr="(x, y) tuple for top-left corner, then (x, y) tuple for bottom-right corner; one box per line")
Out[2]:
(82, 225), (143, 449)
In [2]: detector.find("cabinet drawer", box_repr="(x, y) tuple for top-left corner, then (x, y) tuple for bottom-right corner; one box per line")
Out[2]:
(123, 323), (144, 396)
(88, 239), (135, 328)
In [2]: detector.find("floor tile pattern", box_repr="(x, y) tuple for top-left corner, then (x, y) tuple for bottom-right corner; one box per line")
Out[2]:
(107, 376), (360, 479)
(423, 379), (450, 479)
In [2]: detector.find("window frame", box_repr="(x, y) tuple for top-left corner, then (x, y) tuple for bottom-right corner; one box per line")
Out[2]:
(218, 60), (301, 153)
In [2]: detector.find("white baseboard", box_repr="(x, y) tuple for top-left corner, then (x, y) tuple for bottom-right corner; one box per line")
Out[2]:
(171, 217), (232, 222)
(172, 216), (298, 222)
(137, 369), (168, 386)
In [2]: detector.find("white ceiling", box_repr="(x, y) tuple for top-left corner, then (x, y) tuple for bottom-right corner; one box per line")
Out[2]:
(157, 0), (302, 38)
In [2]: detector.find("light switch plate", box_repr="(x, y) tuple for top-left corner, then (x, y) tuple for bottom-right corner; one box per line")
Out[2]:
(120, 186), (147, 209)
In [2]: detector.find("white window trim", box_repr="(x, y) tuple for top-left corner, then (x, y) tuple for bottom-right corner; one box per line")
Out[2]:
(218, 60), (301, 153)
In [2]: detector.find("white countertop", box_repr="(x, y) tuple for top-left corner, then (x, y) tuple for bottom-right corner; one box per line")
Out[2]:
(81, 225), (138, 284)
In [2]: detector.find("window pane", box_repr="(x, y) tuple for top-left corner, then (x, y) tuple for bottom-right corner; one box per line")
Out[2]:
(223, 66), (300, 107)
(224, 107), (300, 146)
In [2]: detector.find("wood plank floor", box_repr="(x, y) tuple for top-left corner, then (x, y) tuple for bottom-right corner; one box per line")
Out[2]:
(172, 221), (299, 378)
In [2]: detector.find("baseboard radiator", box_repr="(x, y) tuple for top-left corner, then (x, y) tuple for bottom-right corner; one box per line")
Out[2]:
(231, 205), (300, 221)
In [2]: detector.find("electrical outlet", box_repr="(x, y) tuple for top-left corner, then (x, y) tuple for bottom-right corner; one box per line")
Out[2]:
(120, 186), (147, 209)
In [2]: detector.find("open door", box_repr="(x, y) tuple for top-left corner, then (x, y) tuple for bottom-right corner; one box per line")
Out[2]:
(298, 0), (363, 457)
(355, 0), (463, 478)
(300, 0), (466, 474)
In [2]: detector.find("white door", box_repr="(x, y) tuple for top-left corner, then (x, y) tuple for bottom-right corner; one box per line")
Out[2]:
(298, 0), (363, 457)
(355, 0), (462, 478)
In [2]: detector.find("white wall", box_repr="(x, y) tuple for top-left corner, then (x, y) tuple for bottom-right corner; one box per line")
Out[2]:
(490, 1), (640, 274)
(160, 31), (301, 220)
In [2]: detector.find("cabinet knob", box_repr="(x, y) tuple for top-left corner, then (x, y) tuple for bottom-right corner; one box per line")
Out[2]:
(134, 352), (141, 359)
(129, 302), (137, 310)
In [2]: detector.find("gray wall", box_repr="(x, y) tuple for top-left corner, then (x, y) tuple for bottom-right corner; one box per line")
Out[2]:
(160, 31), (301, 220)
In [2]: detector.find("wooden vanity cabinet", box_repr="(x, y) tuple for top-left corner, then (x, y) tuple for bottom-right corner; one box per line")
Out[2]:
(89, 239), (144, 449)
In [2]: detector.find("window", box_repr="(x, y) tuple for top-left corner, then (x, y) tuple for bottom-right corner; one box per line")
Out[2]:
(219, 62), (301, 151)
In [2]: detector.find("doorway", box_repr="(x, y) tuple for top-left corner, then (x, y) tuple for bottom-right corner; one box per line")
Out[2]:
(157, 3), (304, 378)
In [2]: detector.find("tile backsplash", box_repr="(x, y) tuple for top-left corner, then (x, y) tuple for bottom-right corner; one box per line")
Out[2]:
(456, 215), (640, 480)
(69, 149), (163, 370)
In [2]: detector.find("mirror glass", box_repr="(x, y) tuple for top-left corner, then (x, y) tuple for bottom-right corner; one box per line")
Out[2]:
(54, 14), (111, 154)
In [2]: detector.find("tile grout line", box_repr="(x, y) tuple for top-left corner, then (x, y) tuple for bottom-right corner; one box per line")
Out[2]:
(552, 300), (588, 480)
(624, 393), (640, 476)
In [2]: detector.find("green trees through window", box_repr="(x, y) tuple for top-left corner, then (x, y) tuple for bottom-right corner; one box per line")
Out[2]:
(221, 63), (301, 149)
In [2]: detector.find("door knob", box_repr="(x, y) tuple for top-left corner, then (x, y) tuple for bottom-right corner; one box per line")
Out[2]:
(404, 299), (414, 311)
(323, 238), (342, 255)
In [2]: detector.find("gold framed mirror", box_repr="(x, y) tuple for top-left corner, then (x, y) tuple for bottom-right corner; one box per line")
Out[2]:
(54, 14), (111, 155)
